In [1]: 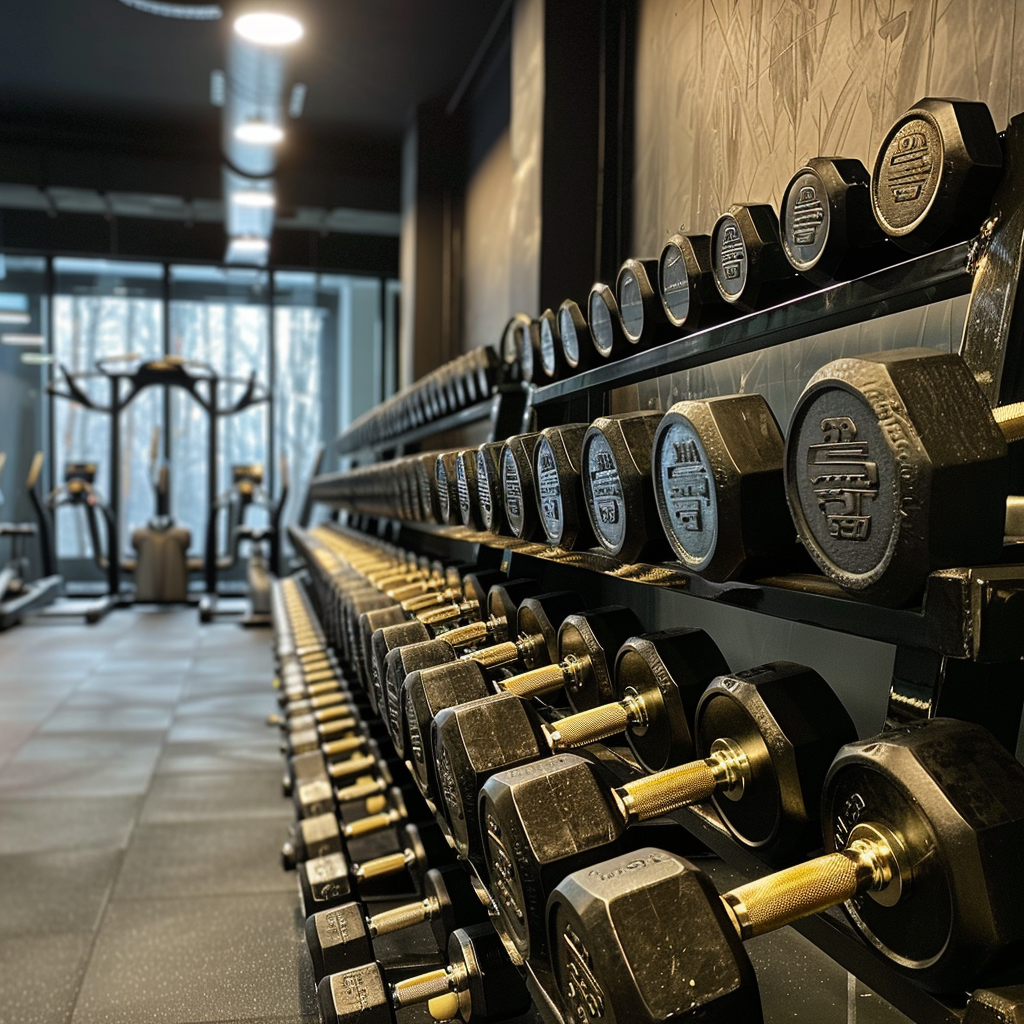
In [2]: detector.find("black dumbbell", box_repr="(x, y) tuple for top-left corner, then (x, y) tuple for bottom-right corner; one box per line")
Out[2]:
(291, 738), (404, 819)
(435, 452), (461, 526)
(474, 441), (508, 536)
(401, 592), (586, 801)
(548, 718), (1024, 1022)
(305, 863), (491, 980)
(317, 923), (530, 1024)
(534, 423), (597, 550)
(500, 314), (531, 382)
(500, 433), (544, 541)
(581, 412), (669, 562)
(711, 203), (800, 310)
(652, 394), (797, 580)
(430, 628), (727, 866)
(587, 282), (629, 360)
(558, 298), (601, 373)
(480, 662), (856, 959)
(299, 820), (456, 918)
(282, 777), (421, 869)
(784, 348), (1024, 605)
(616, 257), (677, 348)
(454, 450), (485, 530)
(537, 306), (571, 381)
(517, 318), (544, 384)
(658, 232), (723, 330)
(871, 97), (1002, 253)
(780, 157), (890, 284)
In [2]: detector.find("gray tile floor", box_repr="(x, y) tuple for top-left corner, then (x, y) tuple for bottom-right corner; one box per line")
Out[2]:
(0, 608), (317, 1024)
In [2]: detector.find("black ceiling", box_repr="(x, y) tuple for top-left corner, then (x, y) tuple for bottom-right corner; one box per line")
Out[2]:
(0, 0), (506, 139)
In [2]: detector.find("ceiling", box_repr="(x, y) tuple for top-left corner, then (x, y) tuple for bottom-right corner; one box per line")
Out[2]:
(0, 0), (508, 269)
(0, 0), (506, 138)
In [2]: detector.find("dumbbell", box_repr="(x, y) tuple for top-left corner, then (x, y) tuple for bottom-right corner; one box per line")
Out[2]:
(658, 232), (723, 331)
(435, 451), (462, 525)
(299, 820), (456, 917)
(780, 157), (890, 285)
(317, 923), (530, 1024)
(500, 313), (531, 382)
(305, 863), (492, 980)
(290, 738), (405, 819)
(370, 579), (539, 748)
(548, 718), (1024, 1021)
(480, 661), (856, 959)
(500, 432), (544, 541)
(282, 780), (427, 869)
(652, 394), (797, 580)
(516, 318), (544, 385)
(430, 627), (728, 865)
(581, 411), (669, 562)
(587, 282), (629, 360)
(616, 257), (677, 348)
(534, 423), (597, 550)
(474, 441), (508, 535)
(558, 298), (601, 373)
(784, 348), (1024, 605)
(711, 203), (800, 310)
(401, 591), (587, 801)
(454, 450), (485, 530)
(871, 97), (1002, 253)
(537, 306), (571, 381)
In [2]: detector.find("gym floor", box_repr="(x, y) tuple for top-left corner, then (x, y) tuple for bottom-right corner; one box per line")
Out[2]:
(0, 608), (316, 1024)
(0, 608), (912, 1024)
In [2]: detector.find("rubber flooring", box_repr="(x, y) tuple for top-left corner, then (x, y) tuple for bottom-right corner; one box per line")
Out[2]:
(0, 608), (316, 1024)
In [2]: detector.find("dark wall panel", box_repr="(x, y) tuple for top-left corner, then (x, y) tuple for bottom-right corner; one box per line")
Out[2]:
(632, 0), (1023, 254)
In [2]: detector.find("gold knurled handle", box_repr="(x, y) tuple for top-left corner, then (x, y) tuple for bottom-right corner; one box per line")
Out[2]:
(500, 663), (567, 698)
(343, 809), (396, 839)
(310, 692), (347, 710)
(356, 849), (412, 881)
(369, 896), (440, 937)
(392, 969), (454, 1008)
(722, 852), (866, 939)
(317, 713), (358, 734)
(546, 702), (630, 750)
(469, 640), (519, 669)
(302, 680), (342, 697)
(418, 603), (462, 626)
(438, 620), (490, 647)
(334, 777), (384, 803)
(321, 735), (365, 758)
(617, 760), (718, 821)
(993, 402), (1024, 443)
(403, 588), (454, 612)
(328, 753), (377, 780)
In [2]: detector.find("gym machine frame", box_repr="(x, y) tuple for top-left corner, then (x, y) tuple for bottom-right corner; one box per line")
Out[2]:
(48, 355), (270, 608)
(299, 117), (1024, 1024)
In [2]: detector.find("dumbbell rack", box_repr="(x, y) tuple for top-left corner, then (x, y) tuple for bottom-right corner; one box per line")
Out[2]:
(299, 146), (1024, 1023)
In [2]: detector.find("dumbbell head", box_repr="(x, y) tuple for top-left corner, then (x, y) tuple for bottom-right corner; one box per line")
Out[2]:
(432, 690), (548, 865)
(554, 605), (645, 711)
(652, 394), (792, 581)
(500, 433), (543, 540)
(711, 203), (796, 309)
(871, 97), (1002, 253)
(370, 618), (431, 718)
(558, 298), (599, 372)
(412, 451), (444, 523)
(304, 862), (488, 980)
(358, 605), (406, 699)
(501, 313), (531, 381)
(658, 232), (722, 329)
(784, 348), (1008, 605)
(780, 157), (886, 284)
(614, 629), (730, 773)
(434, 452), (461, 525)
(534, 423), (596, 549)
(455, 449), (484, 530)
(475, 441), (507, 535)
(517, 318), (543, 384)
(822, 718), (1024, 990)
(548, 848), (763, 1024)
(616, 257), (675, 347)
(581, 412), (667, 562)
(588, 282), (628, 359)
(538, 306), (570, 380)
(695, 661), (856, 860)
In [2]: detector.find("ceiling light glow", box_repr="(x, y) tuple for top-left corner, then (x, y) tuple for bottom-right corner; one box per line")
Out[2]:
(234, 12), (304, 46)
(230, 237), (270, 253)
(234, 118), (284, 145)
(1, 333), (44, 346)
(0, 311), (31, 325)
(232, 190), (277, 209)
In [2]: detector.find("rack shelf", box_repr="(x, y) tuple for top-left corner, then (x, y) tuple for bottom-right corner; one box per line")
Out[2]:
(530, 242), (972, 409)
